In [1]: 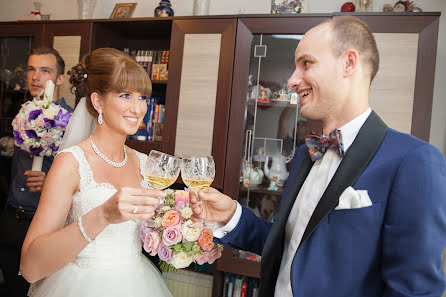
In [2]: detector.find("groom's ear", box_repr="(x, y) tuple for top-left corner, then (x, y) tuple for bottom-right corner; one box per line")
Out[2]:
(90, 92), (104, 113)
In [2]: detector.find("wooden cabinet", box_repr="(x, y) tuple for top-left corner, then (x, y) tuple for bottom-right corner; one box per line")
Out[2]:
(164, 18), (236, 189)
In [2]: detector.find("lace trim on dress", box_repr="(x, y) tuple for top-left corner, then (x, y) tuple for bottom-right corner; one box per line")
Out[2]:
(58, 146), (94, 192)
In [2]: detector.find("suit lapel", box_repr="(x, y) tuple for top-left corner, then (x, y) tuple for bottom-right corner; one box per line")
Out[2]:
(259, 154), (313, 297)
(298, 111), (388, 250)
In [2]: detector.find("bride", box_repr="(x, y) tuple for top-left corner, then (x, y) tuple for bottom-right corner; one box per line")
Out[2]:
(20, 48), (173, 297)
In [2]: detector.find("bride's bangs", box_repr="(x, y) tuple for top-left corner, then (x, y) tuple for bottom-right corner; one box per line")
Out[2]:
(112, 60), (152, 97)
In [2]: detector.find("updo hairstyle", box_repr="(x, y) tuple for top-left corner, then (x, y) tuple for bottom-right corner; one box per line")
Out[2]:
(68, 48), (152, 118)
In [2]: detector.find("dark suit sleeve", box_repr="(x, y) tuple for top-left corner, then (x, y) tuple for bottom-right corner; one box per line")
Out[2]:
(382, 144), (446, 296)
(215, 206), (272, 256)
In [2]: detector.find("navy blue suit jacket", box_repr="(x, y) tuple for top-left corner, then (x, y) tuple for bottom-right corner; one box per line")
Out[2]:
(217, 112), (446, 297)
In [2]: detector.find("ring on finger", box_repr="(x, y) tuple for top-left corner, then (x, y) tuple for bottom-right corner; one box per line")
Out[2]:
(132, 206), (138, 214)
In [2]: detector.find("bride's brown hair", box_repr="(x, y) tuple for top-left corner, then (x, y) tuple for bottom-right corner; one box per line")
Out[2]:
(68, 47), (152, 117)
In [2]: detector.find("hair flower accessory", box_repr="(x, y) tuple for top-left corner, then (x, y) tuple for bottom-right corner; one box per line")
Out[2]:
(12, 80), (71, 166)
(139, 189), (223, 272)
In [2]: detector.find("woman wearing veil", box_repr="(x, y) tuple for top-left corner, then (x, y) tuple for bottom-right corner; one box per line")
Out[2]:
(20, 48), (173, 297)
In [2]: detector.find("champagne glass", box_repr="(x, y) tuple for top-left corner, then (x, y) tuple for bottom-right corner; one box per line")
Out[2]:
(144, 150), (180, 190)
(181, 156), (215, 228)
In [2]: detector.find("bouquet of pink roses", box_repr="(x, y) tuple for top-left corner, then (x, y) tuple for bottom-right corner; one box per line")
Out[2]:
(139, 189), (223, 272)
(11, 80), (70, 169)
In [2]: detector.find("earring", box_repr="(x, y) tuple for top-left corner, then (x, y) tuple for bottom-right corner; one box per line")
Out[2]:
(98, 110), (103, 125)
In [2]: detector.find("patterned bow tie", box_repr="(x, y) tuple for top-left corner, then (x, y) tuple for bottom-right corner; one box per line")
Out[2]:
(305, 129), (345, 161)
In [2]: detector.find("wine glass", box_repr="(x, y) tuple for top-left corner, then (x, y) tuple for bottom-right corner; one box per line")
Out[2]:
(180, 156), (215, 228)
(144, 150), (181, 190)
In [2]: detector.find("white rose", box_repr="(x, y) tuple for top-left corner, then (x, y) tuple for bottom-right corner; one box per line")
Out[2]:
(181, 220), (202, 242)
(43, 108), (57, 119)
(171, 251), (193, 269)
(161, 206), (171, 212)
(180, 207), (193, 219)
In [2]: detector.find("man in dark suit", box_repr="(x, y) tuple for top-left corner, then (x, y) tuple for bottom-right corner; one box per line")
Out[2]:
(0, 47), (73, 297)
(191, 16), (446, 297)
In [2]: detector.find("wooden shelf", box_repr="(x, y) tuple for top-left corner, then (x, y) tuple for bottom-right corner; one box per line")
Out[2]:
(247, 100), (297, 108)
(125, 139), (162, 155)
(215, 248), (260, 279)
(151, 80), (168, 84)
(239, 184), (283, 196)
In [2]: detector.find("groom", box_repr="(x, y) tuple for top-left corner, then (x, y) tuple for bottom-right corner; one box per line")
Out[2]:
(191, 16), (446, 297)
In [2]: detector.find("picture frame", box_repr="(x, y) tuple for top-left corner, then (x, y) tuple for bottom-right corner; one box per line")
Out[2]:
(110, 3), (137, 19)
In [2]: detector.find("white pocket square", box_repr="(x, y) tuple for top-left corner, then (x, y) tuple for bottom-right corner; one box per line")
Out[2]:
(334, 186), (372, 210)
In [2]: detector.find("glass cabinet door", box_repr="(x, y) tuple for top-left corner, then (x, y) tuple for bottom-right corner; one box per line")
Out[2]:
(0, 37), (34, 137)
(234, 33), (308, 262)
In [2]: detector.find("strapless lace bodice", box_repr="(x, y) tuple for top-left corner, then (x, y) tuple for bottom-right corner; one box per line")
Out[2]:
(61, 146), (149, 263)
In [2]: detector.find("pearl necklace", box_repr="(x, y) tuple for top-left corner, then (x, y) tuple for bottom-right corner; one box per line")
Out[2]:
(90, 136), (127, 168)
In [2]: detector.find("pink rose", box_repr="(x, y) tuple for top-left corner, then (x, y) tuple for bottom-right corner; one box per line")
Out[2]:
(175, 190), (190, 205)
(194, 253), (208, 265)
(205, 246), (222, 264)
(37, 119), (45, 127)
(42, 134), (52, 142)
(162, 226), (182, 246)
(143, 231), (160, 256)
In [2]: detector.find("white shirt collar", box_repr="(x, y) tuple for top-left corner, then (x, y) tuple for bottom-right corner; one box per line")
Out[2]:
(338, 107), (372, 152)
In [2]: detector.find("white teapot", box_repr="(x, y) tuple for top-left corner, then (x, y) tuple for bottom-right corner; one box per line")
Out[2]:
(242, 162), (264, 185)
(264, 156), (290, 186)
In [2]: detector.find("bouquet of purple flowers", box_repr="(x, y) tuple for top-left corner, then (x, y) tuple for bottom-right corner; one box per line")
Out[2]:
(12, 81), (70, 161)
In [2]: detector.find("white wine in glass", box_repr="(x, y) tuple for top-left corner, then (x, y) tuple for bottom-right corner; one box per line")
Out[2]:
(181, 156), (215, 227)
(181, 177), (213, 192)
(144, 150), (180, 190)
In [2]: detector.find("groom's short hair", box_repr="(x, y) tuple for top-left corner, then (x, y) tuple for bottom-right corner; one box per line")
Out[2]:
(325, 16), (380, 83)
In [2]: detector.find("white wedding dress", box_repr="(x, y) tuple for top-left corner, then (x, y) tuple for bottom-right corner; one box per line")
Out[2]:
(28, 146), (173, 297)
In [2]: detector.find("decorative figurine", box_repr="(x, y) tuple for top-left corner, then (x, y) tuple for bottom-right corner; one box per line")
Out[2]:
(383, 4), (394, 12)
(393, 1), (407, 12)
(341, 2), (356, 12)
(154, 0), (174, 17)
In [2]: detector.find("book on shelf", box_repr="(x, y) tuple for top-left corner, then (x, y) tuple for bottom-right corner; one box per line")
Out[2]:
(223, 274), (258, 297)
(226, 274), (235, 297)
(233, 277), (242, 297)
(129, 95), (165, 142)
(240, 278), (248, 297)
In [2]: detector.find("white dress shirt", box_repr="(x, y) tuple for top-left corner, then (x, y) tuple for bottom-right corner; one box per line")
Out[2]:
(215, 107), (372, 297)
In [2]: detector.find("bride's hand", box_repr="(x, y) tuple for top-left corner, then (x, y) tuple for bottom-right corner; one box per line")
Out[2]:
(100, 187), (165, 224)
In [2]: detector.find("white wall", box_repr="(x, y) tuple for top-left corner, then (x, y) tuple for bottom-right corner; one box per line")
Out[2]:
(0, 0), (444, 155)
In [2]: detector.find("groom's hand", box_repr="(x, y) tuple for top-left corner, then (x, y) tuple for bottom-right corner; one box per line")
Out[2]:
(190, 187), (237, 224)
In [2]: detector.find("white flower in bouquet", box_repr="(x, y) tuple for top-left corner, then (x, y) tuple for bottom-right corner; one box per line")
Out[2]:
(171, 251), (194, 269)
(181, 220), (202, 242)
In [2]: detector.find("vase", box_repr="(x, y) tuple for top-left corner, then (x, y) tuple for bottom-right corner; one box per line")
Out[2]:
(193, 0), (210, 15)
(77, 0), (96, 19)
(154, 0), (174, 17)
(357, 0), (373, 12)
